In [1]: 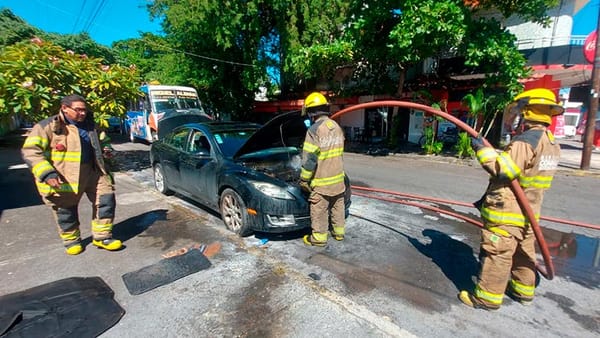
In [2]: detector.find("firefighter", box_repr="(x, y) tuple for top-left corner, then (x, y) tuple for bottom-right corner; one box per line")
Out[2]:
(299, 92), (346, 246)
(22, 94), (122, 255)
(459, 88), (564, 309)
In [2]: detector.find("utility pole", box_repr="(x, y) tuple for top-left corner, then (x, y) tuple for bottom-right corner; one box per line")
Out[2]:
(581, 4), (600, 170)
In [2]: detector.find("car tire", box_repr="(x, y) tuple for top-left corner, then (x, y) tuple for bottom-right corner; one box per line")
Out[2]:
(153, 163), (174, 196)
(219, 188), (253, 237)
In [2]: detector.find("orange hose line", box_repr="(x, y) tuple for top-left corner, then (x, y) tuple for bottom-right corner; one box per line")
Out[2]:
(351, 191), (484, 227)
(351, 185), (600, 231)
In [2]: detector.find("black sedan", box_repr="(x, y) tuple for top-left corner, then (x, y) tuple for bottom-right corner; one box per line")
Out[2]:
(149, 111), (351, 236)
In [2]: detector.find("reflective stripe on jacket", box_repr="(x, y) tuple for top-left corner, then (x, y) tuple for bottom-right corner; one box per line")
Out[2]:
(22, 112), (108, 196)
(301, 115), (345, 196)
(476, 125), (560, 227)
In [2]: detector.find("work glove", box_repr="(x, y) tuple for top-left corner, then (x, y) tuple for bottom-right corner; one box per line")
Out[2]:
(299, 180), (312, 193)
(471, 134), (485, 152)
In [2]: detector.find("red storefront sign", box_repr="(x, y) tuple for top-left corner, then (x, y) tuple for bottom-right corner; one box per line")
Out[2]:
(584, 30), (597, 64)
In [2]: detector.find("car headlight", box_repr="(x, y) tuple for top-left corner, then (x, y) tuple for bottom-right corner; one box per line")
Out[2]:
(248, 180), (294, 200)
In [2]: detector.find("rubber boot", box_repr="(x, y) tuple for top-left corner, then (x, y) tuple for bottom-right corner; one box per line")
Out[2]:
(506, 288), (533, 306)
(330, 225), (345, 241)
(458, 291), (500, 310)
(93, 238), (122, 251)
(65, 242), (83, 255)
(303, 234), (327, 247)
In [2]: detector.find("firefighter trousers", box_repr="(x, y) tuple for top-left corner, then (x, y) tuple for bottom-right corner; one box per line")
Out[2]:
(43, 163), (116, 247)
(475, 224), (537, 307)
(309, 191), (345, 237)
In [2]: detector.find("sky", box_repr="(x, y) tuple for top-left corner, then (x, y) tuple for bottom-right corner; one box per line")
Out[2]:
(1, 0), (162, 46)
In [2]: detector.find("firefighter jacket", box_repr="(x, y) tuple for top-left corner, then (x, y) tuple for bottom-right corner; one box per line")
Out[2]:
(22, 110), (110, 197)
(300, 115), (345, 196)
(475, 124), (560, 229)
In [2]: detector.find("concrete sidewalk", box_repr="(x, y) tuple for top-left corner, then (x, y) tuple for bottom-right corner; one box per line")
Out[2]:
(557, 138), (600, 173)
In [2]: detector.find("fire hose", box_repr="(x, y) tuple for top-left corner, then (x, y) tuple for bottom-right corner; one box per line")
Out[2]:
(351, 186), (600, 231)
(332, 101), (557, 280)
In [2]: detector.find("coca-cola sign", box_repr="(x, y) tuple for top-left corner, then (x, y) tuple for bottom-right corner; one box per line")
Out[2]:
(584, 30), (597, 64)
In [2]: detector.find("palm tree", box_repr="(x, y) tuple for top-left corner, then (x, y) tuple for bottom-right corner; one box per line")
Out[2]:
(462, 88), (498, 138)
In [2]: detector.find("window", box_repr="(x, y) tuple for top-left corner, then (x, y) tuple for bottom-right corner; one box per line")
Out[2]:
(166, 128), (190, 151)
(189, 130), (211, 154)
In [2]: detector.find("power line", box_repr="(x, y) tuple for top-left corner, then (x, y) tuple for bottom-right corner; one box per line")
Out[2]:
(83, 0), (109, 34)
(71, 0), (89, 34)
(143, 39), (257, 67)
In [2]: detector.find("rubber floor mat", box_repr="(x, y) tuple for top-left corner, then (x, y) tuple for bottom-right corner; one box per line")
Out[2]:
(0, 277), (124, 338)
(122, 248), (211, 295)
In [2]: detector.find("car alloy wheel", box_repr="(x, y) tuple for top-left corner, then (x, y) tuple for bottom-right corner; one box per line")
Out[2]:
(153, 163), (173, 195)
(219, 188), (252, 236)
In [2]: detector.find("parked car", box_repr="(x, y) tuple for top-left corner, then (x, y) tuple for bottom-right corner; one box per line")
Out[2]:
(149, 111), (352, 236)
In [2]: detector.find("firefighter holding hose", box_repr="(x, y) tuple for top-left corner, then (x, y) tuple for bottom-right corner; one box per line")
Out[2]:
(459, 88), (564, 310)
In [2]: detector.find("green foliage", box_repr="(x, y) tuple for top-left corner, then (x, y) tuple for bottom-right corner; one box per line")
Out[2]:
(44, 32), (117, 64)
(454, 131), (475, 158)
(0, 38), (141, 126)
(462, 87), (513, 138)
(289, 40), (354, 90)
(0, 8), (40, 47)
(421, 125), (443, 155)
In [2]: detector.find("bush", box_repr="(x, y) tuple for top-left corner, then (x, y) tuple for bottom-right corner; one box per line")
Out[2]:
(454, 131), (475, 158)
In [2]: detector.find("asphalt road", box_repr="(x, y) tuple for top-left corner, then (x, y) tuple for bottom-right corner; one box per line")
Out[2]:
(1, 130), (599, 337)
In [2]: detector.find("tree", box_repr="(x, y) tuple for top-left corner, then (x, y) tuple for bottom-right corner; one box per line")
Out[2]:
(0, 38), (141, 127)
(112, 33), (174, 82)
(148, 0), (270, 117)
(45, 32), (117, 64)
(0, 8), (40, 47)
(278, 1), (353, 94)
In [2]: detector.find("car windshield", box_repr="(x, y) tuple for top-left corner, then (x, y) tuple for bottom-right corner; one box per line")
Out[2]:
(213, 129), (257, 158)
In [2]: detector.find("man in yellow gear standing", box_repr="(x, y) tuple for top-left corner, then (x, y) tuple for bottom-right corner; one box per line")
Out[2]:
(459, 88), (564, 310)
(299, 92), (346, 247)
(22, 94), (122, 255)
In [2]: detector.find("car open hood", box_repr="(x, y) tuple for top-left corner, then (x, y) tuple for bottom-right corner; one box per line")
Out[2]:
(157, 110), (212, 139)
(233, 110), (309, 159)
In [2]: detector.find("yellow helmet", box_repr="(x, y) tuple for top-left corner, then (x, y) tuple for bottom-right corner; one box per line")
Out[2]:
(511, 88), (564, 125)
(302, 92), (329, 116)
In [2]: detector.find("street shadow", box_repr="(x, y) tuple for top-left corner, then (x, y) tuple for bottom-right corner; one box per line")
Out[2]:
(111, 209), (169, 243)
(351, 213), (479, 292)
(406, 229), (479, 292)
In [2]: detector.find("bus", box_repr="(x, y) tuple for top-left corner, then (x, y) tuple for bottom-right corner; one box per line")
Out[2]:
(124, 84), (212, 142)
